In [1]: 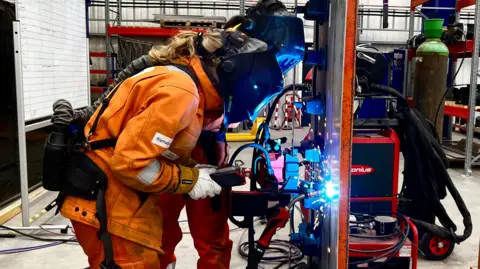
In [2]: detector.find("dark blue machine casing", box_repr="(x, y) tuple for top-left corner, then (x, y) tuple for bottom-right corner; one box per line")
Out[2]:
(350, 129), (400, 215)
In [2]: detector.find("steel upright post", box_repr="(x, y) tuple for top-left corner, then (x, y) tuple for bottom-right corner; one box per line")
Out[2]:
(464, 1), (480, 176)
(105, 0), (111, 83)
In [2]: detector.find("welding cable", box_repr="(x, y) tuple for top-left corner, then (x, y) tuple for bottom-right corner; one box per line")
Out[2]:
(350, 230), (402, 254)
(370, 83), (409, 108)
(349, 213), (375, 224)
(237, 240), (303, 264)
(0, 224), (78, 243)
(349, 232), (396, 239)
(38, 224), (74, 236)
(236, 219), (303, 266)
(0, 241), (66, 255)
(433, 33), (467, 130)
(371, 76), (473, 243)
(348, 212), (410, 266)
(229, 143), (274, 175)
(266, 84), (310, 126)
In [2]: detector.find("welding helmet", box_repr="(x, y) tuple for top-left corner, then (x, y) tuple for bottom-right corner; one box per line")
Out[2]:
(198, 14), (305, 125)
(226, 0), (306, 74)
(243, 15), (305, 74)
(197, 30), (284, 125)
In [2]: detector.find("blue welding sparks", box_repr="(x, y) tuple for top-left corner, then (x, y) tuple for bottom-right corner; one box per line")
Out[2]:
(325, 181), (339, 199)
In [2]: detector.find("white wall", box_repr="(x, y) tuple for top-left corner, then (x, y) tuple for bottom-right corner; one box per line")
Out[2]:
(455, 58), (480, 86)
(358, 0), (419, 45)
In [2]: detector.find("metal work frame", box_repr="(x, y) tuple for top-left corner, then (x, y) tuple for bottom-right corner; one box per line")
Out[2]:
(239, 0), (245, 15)
(308, 0), (358, 267)
(12, 21), (30, 227)
(464, 1), (480, 175)
(106, 0), (111, 84)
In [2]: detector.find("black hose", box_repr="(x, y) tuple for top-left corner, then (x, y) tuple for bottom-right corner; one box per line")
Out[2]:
(370, 80), (472, 243)
(0, 225), (77, 243)
(238, 239), (304, 263)
(350, 230), (402, 254)
(370, 83), (409, 108)
(433, 36), (467, 130)
(250, 84), (310, 187)
(266, 84), (310, 125)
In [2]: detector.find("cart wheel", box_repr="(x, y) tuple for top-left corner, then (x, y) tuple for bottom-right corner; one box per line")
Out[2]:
(420, 232), (455, 261)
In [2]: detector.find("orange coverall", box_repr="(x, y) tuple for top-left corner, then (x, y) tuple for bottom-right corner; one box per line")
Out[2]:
(61, 57), (231, 269)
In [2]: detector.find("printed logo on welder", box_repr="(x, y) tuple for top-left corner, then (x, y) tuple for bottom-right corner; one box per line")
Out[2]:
(351, 165), (375, 176)
(182, 180), (193, 185)
(152, 132), (173, 148)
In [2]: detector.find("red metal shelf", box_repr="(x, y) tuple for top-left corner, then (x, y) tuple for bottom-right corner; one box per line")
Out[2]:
(444, 103), (480, 120)
(90, 69), (108, 74)
(90, 87), (106, 93)
(449, 40), (474, 59)
(408, 40), (475, 61)
(457, 0), (475, 11)
(445, 104), (470, 119)
(107, 24), (205, 37)
(90, 52), (117, 57)
(410, 0), (429, 10)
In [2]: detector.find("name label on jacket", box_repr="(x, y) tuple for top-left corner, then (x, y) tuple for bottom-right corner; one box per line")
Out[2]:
(152, 132), (173, 148)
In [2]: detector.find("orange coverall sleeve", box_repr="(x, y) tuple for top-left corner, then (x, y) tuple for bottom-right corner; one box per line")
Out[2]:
(110, 86), (200, 194)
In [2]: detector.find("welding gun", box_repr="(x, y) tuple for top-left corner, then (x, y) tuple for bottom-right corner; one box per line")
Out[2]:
(247, 205), (290, 269)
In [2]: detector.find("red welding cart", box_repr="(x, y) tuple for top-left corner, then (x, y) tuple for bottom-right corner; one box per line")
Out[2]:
(348, 128), (419, 269)
(349, 218), (419, 269)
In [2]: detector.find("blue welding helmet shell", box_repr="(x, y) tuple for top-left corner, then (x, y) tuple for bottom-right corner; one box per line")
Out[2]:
(217, 48), (284, 126)
(245, 15), (305, 74)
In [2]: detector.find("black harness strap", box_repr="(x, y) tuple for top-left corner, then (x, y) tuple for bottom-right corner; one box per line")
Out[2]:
(89, 139), (118, 151)
(97, 187), (119, 269)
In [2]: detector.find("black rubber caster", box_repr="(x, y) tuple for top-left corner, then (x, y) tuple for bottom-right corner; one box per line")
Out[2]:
(419, 232), (455, 261)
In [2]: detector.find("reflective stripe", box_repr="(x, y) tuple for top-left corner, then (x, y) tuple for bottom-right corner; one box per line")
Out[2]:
(166, 65), (190, 77)
(137, 159), (161, 185)
(166, 261), (176, 269)
(132, 66), (155, 78)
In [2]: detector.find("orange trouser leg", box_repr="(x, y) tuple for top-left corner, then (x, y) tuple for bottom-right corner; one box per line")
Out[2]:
(72, 221), (161, 269)
(158, 194), (187, 269)
(186, 195), (233, 269)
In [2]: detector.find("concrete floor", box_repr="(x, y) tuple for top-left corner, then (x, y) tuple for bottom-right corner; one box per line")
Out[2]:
(0, 129), (479, 269)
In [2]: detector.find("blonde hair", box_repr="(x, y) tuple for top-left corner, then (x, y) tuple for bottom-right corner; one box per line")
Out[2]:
(148, 30), (223, 65)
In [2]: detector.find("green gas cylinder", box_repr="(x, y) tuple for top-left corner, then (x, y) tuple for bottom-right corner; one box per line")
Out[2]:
(414, 19), (449, 138)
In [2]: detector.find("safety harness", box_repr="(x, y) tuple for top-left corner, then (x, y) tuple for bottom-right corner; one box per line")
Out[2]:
(77, 64), (199, 269)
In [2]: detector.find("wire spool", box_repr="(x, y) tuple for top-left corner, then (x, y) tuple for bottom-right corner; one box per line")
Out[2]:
(374, 216), (397, 236)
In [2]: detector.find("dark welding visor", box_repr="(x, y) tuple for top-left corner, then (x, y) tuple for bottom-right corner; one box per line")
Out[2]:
(217, 49), (284, 125)
(245, 15), (305, 74)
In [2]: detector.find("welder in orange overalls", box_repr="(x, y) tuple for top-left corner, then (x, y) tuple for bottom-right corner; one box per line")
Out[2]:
(51, 29), (284, 269)
(50, 2), (304, 268)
